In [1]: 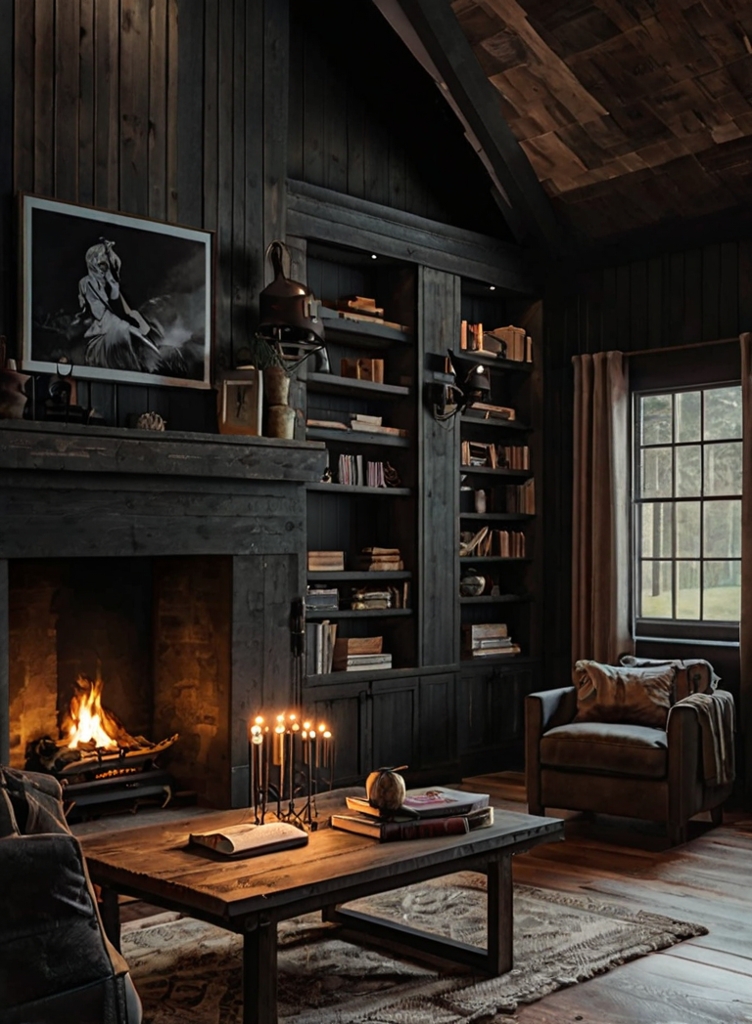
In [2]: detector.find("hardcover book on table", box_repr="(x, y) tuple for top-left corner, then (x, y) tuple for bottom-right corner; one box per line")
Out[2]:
(189, 821), (308, 858)
(345, 787), (490, 820)
(331, 806), (494, 842)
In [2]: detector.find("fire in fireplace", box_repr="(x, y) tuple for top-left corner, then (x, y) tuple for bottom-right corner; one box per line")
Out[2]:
(25, 666), (178, 817)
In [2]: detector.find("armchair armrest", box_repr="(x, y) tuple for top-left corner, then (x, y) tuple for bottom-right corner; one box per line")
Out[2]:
(525, 687), (577, 816)
(527, 687), (577, 736)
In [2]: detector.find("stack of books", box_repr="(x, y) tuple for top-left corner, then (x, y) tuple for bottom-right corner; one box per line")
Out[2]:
(350, 413), (408, 438)
(355, 547), (404, 570)
(333, 636), (392, 672)
(350, 586), (392, 610)
(306, 620), (338, 675)
(506, 479), (535, 513)
(308, 550), (345, 572)
(462, 622), (521, 658)
(306, 586), (339, 611)
(330, 787), (493, 842)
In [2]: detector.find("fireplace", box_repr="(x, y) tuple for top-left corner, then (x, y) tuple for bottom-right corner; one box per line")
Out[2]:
(9, 555), (233, 810)
(0, 421), (327, 810)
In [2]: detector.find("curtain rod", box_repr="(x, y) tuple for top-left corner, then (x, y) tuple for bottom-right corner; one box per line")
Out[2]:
(623, 336), (738, 358)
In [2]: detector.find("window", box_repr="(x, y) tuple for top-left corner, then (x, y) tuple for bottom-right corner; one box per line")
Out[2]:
(633, 384), (741, 641)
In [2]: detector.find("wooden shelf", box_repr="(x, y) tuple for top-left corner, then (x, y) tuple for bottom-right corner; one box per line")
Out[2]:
(460, 654), (536, 667)
(459, 557), (530, 564)
(308, 570), (411, 581)
(460, 415), (530, 432)
(307, 427), (410, 448)
(459, 465), (533, 479)
(307, 483), (411, 496)
(322, 317), (413, 347)
(307, 373), (410, 399)
(459, 594), (532, 604)
(463, 352), (533, 372)
(306, 608), (413, 620)
(459, 512), (534, 521)
(306, 666), (409, 684)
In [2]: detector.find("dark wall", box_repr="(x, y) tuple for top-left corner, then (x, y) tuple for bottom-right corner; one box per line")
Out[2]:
(542, 240), (752, 700)
(3, 0), (290, 431)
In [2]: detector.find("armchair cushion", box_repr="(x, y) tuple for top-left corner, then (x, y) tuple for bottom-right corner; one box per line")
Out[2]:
(540, 722), (668, 779)
(573, 660), (675, 728)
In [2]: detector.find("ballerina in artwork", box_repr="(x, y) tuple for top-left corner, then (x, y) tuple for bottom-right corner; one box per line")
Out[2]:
(78, 238), (161, 372)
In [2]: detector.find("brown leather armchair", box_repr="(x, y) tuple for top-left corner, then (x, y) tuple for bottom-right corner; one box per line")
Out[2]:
(525, 659), (735, 845)
(0, 767), (142, 1024)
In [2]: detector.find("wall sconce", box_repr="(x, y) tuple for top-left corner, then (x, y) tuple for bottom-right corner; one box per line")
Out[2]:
(424, 350), (491, 421)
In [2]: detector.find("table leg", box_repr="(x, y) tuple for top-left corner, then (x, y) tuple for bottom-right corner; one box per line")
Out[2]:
(486, 854), (513, 974)
(99, 886), (121, 952)
(243, 914), (278, 1024)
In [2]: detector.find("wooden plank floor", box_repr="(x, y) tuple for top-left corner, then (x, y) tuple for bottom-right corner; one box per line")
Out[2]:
(466, 772), (752, 1023)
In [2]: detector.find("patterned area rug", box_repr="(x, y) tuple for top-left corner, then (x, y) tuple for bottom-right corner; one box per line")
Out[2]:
(122, 871), (706, 1024)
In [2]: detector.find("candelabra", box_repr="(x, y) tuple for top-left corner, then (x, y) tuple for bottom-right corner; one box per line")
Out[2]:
(248, 712), (334, 830)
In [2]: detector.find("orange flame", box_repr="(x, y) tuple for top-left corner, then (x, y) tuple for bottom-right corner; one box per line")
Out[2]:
(64, 672), (129, 751)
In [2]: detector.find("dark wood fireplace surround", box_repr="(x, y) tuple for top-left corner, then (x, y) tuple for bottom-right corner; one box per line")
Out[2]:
(0, 420), (326, 808)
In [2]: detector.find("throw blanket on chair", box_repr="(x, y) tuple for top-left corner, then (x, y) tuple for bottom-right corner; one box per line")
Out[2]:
(670, 690), (736, 786)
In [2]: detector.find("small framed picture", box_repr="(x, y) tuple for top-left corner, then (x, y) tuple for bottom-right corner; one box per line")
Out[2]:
(217, 369), (263, 436)
(20, 194), (213, 389)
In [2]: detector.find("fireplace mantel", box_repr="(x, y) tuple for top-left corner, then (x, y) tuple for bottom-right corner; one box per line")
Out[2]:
(0, 420), (326, 482)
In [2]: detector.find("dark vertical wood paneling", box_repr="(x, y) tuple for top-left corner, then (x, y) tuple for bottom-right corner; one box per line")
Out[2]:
(629, 260), (647, 350)
(418, 266), (461, 667)
(702, 243), (721, 341)
(0, 560), (8, 765)
(683, 248), (702, 344)
(740, 240), (752, 331)
(323, 47), (346, 195)
(615, 263), (630, 351)
(263, 0), (288, 272)
(213, 0), (233, 369)
(346, 89), (365, 200)
(13, 0), (34, 193)
(165, 0), (178, 223)
(0, 0), (13, 340)
(34, 1), (54, 195)
(230, 0), (246, 364)
(646, 255), (662, 349)
(302, 30), (324, 186)
(120, 0), (150, 215)
(719, 240), (738, 339)
(202, 0), (218, 234)
(668, 251), (685, 341)
(147, 0), (167, 220)
(175, 0), (204, 227)
(55, 0), (80, 201)
(78, 0), (95, 205)
(94, 0), (120, 207)
(601, 266), (617, 350)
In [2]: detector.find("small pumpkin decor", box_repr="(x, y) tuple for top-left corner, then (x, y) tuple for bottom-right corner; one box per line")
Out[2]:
(365, 765), (408, 813)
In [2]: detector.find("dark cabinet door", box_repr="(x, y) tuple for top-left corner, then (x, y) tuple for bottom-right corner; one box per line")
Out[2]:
(419, 672), (457, 772)
(369, 676), (419, 771)
(458, 661), (539, 775)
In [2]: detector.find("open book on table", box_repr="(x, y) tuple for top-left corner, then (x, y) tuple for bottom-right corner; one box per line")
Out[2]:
(189, 820), (308, 858)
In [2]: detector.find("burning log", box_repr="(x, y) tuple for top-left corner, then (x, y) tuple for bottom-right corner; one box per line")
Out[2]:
(24, 669), (178, 780)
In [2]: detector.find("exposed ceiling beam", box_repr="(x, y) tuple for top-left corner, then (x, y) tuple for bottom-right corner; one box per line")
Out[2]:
(373, 0), (567, 258)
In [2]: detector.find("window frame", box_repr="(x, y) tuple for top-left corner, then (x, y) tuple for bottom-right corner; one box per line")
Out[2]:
(631, 380), (741, 645)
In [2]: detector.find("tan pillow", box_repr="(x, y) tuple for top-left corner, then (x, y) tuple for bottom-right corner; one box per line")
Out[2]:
(573, 660), (675, 728)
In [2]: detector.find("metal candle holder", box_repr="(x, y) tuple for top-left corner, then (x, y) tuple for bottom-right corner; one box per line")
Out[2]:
(248, 712), (334, 830)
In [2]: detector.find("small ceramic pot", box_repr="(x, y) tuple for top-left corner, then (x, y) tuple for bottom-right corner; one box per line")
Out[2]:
(268, 403), (296, 439)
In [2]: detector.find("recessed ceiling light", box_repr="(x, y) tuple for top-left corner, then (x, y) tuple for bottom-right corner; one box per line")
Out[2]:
(371, 254), (378, 260)
(489, 285), (496, 291)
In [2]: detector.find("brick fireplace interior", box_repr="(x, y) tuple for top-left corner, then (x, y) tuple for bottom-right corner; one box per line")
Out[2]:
(9, 555), (234, 807)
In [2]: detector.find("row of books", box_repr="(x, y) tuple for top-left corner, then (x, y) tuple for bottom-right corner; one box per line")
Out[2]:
(459, 322), (533, 363)
(307, 582), (410, 611)
(306, 619), (338, 675)
(307, 548), (405, 573)
(462, 622), (520, 658)
(330, 787), (492, 843)
(336, 454), (394, 487)
(460, 441), (529, 470)
(506, 479), (535, 514)
(463, 401), (516, 421)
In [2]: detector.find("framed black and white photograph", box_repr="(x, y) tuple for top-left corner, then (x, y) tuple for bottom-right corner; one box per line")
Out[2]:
(21, 195), (213, 389)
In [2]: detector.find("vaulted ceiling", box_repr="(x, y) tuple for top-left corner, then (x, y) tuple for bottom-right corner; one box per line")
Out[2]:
(452, 0), (752, 248)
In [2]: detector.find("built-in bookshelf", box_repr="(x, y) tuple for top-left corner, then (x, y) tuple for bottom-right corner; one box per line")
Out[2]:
(303, 243), (417, 682)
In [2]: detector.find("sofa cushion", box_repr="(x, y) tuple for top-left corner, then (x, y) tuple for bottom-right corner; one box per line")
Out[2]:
(620, 656), (718, 699)
(540, 721), (668, 779)
(573, 660), (675, 728)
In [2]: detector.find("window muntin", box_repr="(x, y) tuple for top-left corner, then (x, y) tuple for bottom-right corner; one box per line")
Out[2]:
(634, 384), (741, 633)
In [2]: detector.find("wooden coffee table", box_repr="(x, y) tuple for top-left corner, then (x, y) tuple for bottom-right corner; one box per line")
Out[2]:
(81, 806), (564, 1024)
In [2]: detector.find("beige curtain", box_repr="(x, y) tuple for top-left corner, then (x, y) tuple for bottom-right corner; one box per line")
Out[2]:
(572, 351), (632, 664)
(740, 333), (752, 796)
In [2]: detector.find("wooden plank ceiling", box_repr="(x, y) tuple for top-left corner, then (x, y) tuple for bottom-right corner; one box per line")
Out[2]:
(452, 0), (752, 244)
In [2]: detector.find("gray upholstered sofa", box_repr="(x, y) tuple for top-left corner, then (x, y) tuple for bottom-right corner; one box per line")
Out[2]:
(0, 766), (142, 1024)
(525, 658), (735, 845)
